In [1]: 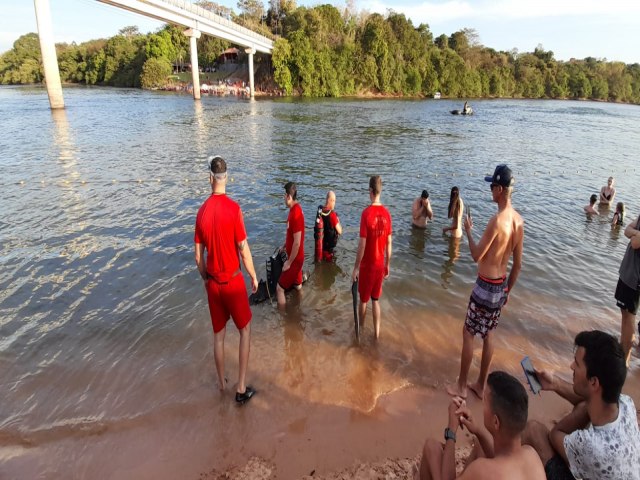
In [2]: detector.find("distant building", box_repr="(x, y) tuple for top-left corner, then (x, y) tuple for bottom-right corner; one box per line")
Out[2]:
(219, 47), (239, 64)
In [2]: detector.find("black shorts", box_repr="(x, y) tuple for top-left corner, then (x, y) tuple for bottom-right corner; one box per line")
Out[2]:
(615, 279), (639, 315)
(544, 455), (575, 480)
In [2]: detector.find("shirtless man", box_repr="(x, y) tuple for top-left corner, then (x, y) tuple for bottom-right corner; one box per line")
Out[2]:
(419, 371), (545, 480)
(413, 190), (434, 228)
(583, 194), (598, 215)
(447, 165), (524, 399)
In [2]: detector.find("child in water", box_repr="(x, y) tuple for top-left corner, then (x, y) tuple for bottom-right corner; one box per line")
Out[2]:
(612, 202), (624, 227)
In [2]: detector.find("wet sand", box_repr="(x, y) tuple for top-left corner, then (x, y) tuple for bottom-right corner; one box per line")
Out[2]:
(202, 371), (640, 479)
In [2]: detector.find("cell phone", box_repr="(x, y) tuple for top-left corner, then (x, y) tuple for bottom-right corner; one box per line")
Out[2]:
(521, 356), (541, 395)
(466, 205), (471, 218)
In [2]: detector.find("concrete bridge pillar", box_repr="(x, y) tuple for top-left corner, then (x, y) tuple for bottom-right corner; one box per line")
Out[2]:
(245, 47), (256, 98)
(34, 0), (64, 109)
(184, 28), (202, 100)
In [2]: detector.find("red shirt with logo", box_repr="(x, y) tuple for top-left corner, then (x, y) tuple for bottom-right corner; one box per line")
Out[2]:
(194, 194), (247, 281)
(286, 203), (305, 262)
(359, 205), (392, 270)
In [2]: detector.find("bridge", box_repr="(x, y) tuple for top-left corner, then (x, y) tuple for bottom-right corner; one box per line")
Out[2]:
(34, 0), (275, 109)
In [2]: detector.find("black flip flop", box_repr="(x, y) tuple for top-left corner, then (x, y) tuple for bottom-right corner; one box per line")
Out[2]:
(351, 280), (359, 341)
(235, 385), (256, 405)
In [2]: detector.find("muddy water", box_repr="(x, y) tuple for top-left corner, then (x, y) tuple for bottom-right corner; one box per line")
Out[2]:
(1, 87), (639, 478)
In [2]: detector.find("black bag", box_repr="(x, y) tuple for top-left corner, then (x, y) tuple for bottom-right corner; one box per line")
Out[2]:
(266, 249), (288, 299)
(249, 279), (269, 305)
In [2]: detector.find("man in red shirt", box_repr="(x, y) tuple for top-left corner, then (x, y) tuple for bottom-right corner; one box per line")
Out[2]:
(352, 175), (393, 339)
(194, 156), (258, 405)
(277, 181), (305, 307)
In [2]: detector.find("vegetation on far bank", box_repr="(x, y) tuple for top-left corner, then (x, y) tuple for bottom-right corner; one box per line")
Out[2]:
(1, 1), (639, 104)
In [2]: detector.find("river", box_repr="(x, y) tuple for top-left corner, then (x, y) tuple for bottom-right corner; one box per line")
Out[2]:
(1, 86), (639, 478)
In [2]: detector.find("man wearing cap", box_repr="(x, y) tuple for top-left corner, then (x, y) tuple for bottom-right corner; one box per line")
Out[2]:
(447, 164), (524, 400)
(277, 181), (305, 307)
(195, 155), (259, 405)
(412, 189), (434, 228)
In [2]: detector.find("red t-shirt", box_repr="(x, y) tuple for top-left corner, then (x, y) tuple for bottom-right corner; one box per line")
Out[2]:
(286, 203), (305, 262)
(194, 194), (247, 281)
(359, 204), (392, 270)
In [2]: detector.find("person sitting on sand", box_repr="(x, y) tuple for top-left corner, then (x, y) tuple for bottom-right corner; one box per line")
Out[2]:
(612, 201), (625, 227)
(443, 187), (464, 238)
(447, 165), (524, 400)
(522, 330), (640, 480)
(413, 190), (434, 228)
(419, 371), (545, 480)
(583, 194), (598, 215)
(599, 176), (616, 206)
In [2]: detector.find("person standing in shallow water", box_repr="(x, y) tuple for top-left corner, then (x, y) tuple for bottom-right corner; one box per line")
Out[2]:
(599, 176), (616, 206)
(412, 189), (433, 228)
(446, 165), (524, 400)
(277, 181), (305, 307)
(443, 186), (464, 238)
(315, 190), (343, 262)
(583, 194), (598, 215)
(194, 156), (258, 405)
(352, 175), (393, 339)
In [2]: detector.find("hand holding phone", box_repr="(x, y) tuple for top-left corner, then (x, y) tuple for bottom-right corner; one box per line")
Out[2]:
(521, 356), (542, 395)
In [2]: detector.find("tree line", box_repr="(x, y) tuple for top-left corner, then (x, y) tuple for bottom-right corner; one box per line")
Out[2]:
(1, 1), (639, 103)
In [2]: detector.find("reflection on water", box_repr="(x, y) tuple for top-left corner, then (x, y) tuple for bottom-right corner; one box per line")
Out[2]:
(1, 88), (640, 478)
(311, 261), (344, 292)
(409, 224), (429, 256)
(282, 303), (307, 391)
(441, 235), (460, 288)
(51, 107), (77, 170)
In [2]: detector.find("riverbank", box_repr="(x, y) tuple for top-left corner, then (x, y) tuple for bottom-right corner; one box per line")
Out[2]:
(200, 375), (640, 479)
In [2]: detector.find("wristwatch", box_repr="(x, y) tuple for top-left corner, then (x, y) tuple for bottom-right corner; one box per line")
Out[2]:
(444, 427), (456, 442)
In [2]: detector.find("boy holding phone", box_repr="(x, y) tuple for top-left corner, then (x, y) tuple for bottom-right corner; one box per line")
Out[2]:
(522, 331), (640, 480)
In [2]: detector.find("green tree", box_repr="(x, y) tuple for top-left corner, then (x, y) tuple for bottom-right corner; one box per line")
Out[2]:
(196, 0), (233, 17)
(272, 37), (293, 94)
(0, 33), (42, 84)
(237, 0), (265, 22)
(140, 57), (172, 88)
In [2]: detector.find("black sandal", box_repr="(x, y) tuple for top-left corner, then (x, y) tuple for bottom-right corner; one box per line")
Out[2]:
(235, 386), (256, 405)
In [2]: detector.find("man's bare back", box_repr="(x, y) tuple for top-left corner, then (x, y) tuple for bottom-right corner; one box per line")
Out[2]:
(461, 446), (545, 479)
(477, 206), (524, 279)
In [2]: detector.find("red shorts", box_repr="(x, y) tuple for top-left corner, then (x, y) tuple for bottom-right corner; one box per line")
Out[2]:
(358, 266), (384, 303)
(206, 273), (252, 333)
(278, 258), (303, 290)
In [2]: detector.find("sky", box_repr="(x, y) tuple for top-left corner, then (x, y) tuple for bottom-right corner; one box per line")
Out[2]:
(1, 0), (639, 63)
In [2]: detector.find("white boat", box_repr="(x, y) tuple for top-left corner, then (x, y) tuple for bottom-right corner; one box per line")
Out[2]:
(433, 92), (441, 99)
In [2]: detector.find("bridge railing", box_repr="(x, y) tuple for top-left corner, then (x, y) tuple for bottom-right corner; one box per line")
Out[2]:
(162, 0), (273, 45)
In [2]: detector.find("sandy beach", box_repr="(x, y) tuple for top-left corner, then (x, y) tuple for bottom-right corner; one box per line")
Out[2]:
(199, 370), (640, 479)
